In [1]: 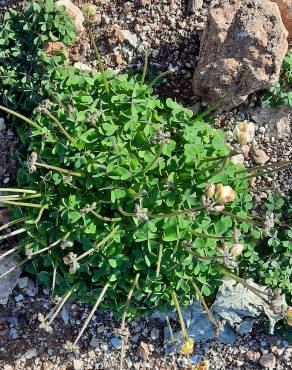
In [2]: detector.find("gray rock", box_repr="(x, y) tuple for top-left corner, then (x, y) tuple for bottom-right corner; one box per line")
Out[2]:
(150, 328), (160, 341)
(122, 30), (138, 48)
(23, 348), (37, 359)
(193, 0), (288, 109)
(61, 304), (70, 325)
(0, 118), (5, 131)
(73, 359), (84, 370)
(9, 328), (18, 339)
(14, 294), (24, 302)
(111, 337), (122, 349)
(0, 255), (22, 305)
(260, 353), (277, 369)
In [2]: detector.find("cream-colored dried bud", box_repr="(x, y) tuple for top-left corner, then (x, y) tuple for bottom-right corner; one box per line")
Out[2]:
(211, 204), (225, 212)
(234, 121), (255, 145)
(39, 321), (53, 333)
(214, 184), (236, 204)
(231, 243), (244, 257)
(38, 313), (45, 322)
(63, 252), (80, 274)
(63, 341), (80, 353)
(82, 3), (97, 17)
(181, 338), (194, 355)
(205, 183), (215, 198)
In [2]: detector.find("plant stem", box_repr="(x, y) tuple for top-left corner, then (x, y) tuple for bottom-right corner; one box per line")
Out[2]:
(35, 205), (47, 224)
(166, 316), (175, 342)
(220, 210), (263, 225)
(35, 162), (83, 177)
(191, 280), (218, 328)
(0, 193), (41, 201)
(193, 230), (232, 240)
(90, 209), (121, 222)
(144, 143), (164, 173)
(236, 160), (292, 175)
(150, 205), (207, 219)
(170, 289), (188, 341)
(88, 25), (109, 93)
(47, 284), (77, 324)
(0, 227), (27, 241)
(220, 267), (270, 304)
(141, 48), (149, 86)
(0, 258), (30, 280)
(73, 282), (110, 345)
(0, 241), (31, 261)
(193, 96), (226, 122)
(149, 70), (172, 87)
(0, 199), (47, 208)
(0, 188), (37, 194)
(156, 243), (163, 278)
(119, 274), (140, 370)
(42, 108), (78, 148)
(0, 217), (28, 232)
(182, 243), (224, 261)
(244, 164), (292, 179)
(76, 225), (120, 261)
(0, 104), (43, 131)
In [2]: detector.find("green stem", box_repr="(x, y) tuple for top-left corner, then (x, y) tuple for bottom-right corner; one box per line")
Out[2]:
(0, 193), (41, 201)
(0, 188), (37, 194)
(119, 274), (140, 370)
(0, 104), (43, 131)
(149, 70), (172, 87)
(35, 205), (47, 224)
(47, 284), (77, 324)
(42, 109), (78, 147)
(0, 199), (47, 208)
(182, 243), (224, 261)
(156, 243), (163, 278)
(90, 209), (121, 222)
(244, 164), (292, 179)
(73, 282), (110, 345)
(237, 160), (292, 175)
(150, 205), (207, 219)
(76, 225), (120, 261)
(141, 48), (149, 86)
(191, 280), (218, 328)
(220, 267), (270, 303)
(35, 162), (83, 177)
(170, 289), (188, 341)
(193, 96), (226, 122)
(0, 258), (30, 280)
(0, 241), (32, 261)
(220, 210), (263, 225)
(193, 230), (232, 240)
(0, 217), (28, 232)
(144, 143), (164, 173)
(88, 26), (109, 93)
(0, 227), (27, 241)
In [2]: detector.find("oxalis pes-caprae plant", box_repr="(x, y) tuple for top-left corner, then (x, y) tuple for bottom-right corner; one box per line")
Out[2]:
(0, 1), (291, 360)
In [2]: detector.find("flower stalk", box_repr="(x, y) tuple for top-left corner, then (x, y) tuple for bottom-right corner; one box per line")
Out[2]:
(0, 104), (43, 131)
(73, 282), (110, 346)
(156, 243), (163, 278)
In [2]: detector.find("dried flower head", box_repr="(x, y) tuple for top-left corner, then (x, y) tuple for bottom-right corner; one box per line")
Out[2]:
(63, 341), (80, 353)
(214, 184), (236, 204)
(231, 243), (244, 257)
(233, 121), (255, 145)
(61, 240), (74, 250)
(80, 202), (97, 215)
(63, 252), (80, 274)
(25, 245), (33, 259)
(150, 130), (171, 144)
(27, 152), (38, 174)
(263, 211), (274, 236)
(39, 320), (53, 333)
(205, 183), (215, 199)
(181, 338), (194, 355)
(219, 244), (237, 269)
(82, 3), (97, 17)
(134, 204), (149, 222)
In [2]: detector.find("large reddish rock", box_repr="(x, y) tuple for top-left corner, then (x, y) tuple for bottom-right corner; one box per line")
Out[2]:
(193, 0), (288, 109)
(271, 0), (292, 39)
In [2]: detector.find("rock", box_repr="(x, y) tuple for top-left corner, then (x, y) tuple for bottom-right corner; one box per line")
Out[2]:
(90, 337), (99, 347)
(0, 117), (5, 131)
(139, 0), (149, 6)
(139, 341), (150, 358)
(193, 0), (288, 109)
(251, 105), (291, 139)
(0, 255), (22, 305)
(3, 365), (13, 370)
(122, 30), (138, 48)
(14, 294), (24, 302)
(44, 41), (68, 58)
(260, 353), (277, 369)
(74, 62), (93, 72)
(230, 154), (245, 165)
(111, 337), (122, 349)
(253, 149), (270, 164)
(150, 328), (160, 341)
(73, 359), (84, 370)
(271, 0), (292, 39)
(61, 304), (70, 325)
(188, 0), (204, 13)
(56, 0), (85, 34)
(23, 348), (37, 359)
(114, 53), (124, 65)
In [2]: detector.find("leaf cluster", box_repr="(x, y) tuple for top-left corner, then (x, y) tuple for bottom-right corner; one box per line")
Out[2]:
(0, 0), (76, 113)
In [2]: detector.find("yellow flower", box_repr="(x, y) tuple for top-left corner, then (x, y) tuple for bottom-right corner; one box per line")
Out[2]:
(231, 243), (244, 257)
(214, 184), (236, 204)
(82, 3), (96, 17)
(181, 338), (194, 355)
